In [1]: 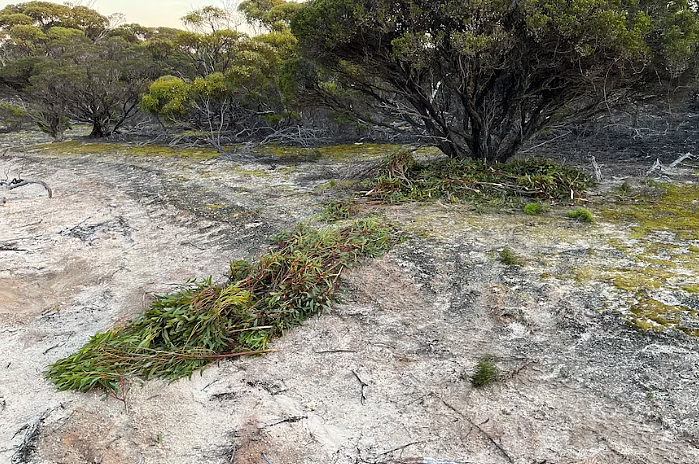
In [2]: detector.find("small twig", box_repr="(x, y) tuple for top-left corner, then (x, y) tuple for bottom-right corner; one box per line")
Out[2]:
(519, 130), (571, 154)
(0, 242), (28, 252)
(264, 415), (306, 428)
(1, 179), (52, 198)
(201, 379), (220, 391)
(377, 441), (423, 457)
(504, 358), (540, 380)
(437, 396), (514, 463)
(352, 370), (369, 405)
(42, 344), (62, 355)
(669, 152), (694, 168)
(315, 349), (357, 354)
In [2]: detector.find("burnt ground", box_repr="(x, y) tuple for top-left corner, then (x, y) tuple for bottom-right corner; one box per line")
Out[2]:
(1, 114), (699, 464)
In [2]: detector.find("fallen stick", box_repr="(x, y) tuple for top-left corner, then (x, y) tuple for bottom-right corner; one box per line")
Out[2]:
(352, 370), (369, 405)
(437, 396), (514, 463)
(669, 152), (694, 168)
(1, 179), (52, 198)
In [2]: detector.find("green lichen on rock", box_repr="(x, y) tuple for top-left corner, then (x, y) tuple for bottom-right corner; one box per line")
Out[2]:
(252, 143), (417, 162)
(29, 141), (221, 161)
(627, 297), (697, 336)
(600, 182), (699, 240)
(594, 181), (699, 335)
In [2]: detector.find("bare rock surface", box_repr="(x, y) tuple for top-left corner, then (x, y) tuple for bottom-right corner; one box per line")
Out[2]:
(1, 139), (698, 464)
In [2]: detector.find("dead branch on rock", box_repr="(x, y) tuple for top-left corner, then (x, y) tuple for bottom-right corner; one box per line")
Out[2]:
(11, 409), (50, 464)
(646, 158), (663, 176)
(390, 459), (471, 464)
(437, 396), (514, 463)
(587, 155), (603, 182)
(503, 358), (540, 381)
(0, 242), (28, 252)
(261, 126), (326, 147)
(669, 152), (694, 168)
(1, 178), (52, 198)
(352, 370), (369, 405)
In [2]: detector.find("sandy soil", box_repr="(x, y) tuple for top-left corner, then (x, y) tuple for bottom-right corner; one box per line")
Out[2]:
(1, 132), (698, 464)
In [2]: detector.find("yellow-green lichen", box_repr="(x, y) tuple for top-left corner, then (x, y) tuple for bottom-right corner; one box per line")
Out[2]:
(29, 141), (221, 161)
(682, 284), (699, 293)
(627, 297), (692, 333)
(252, 143), (439, 162)
(599, 183), (699, 241)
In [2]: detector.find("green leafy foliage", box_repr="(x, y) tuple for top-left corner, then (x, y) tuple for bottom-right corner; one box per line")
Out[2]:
(369, 152), (594, 206)
(239, 0), (303, 32)
(523, 202), (546, 215)
(46, 219), (400, 394)
(292, 0), (699, 162)
(318, 199), (356, 222)
(0, 101), (30, 132)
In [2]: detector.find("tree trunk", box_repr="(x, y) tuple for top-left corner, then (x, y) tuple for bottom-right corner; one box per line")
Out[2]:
(89, 121), (104, 138)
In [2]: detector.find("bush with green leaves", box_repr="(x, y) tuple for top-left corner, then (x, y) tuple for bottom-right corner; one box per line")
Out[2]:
(0, 101), (30, 132)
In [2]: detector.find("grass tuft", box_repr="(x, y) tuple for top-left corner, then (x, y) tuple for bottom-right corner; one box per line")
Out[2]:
(45, 218), (400, 394)
(499, 247), (520, 265)
(566, 207), (595, 222)
(523, 202), (546, 215)
(471, 356), (500, 388)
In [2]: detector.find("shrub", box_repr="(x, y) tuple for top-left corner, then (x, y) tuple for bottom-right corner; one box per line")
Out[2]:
(499, 247), (519, 266)
(0, 101), (31, 132)
(523, 202), (545, 215)
(566, 207), (595, 223)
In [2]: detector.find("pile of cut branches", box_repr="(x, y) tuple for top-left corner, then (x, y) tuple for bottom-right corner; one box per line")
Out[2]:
(46, 218), (399, 394)
(368, 152), (593, 205)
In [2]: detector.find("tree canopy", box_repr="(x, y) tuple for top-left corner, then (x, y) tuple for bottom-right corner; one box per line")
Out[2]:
(292, 0), (699, 162)
(0, 0), (697, 159)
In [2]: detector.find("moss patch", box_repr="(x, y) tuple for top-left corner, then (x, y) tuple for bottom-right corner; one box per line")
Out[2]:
(252, 143), (437, 162)
(29, 141), (221, 161)
(628, 297), (692, 333)
(599, 183), (699, 241)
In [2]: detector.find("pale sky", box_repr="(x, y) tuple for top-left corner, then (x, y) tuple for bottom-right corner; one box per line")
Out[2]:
(0, 1), (241, 29)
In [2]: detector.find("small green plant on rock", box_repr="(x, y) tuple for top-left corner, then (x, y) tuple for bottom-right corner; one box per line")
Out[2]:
(618, 180), (632, 197)
(523, 202), (545, 215)
(499, 247), (519, 265)
(471, 356), (500, 388)
(318, 199), (356, 222)
(566, 207), (594, 223)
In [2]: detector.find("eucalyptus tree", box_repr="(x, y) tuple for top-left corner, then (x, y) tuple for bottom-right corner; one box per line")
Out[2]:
(292, 0), (699, 162)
